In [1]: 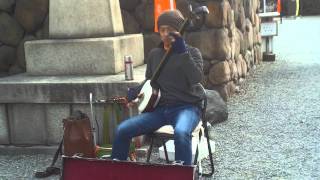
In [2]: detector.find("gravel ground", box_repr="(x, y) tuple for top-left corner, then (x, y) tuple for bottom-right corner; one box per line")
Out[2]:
(208, 16), (320, 180)
(0, 17), (319, 180)
(210, 58), (320, 179)
(0, 153), (61, 180)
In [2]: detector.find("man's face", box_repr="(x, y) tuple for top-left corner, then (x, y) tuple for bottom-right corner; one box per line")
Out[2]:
(159, 25), (177, 46)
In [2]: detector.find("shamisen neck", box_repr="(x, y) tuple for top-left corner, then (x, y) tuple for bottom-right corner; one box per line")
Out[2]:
(163, 43), (171, 51)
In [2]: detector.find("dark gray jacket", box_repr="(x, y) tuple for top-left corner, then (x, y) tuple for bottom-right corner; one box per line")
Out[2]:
(145, 45), (205, 106)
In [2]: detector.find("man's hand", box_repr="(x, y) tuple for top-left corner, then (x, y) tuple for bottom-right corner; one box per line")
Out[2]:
(127, 86), (141, 102)
(127, 93), (144, 108)
(163, 32), (181, 45)
(169, 32), (187, 54)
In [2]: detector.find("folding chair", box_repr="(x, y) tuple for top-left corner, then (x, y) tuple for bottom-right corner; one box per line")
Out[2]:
(145, 89), (214, 177)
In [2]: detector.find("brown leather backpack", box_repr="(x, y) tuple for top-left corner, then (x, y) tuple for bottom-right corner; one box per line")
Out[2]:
(63, 110), (96, 158)
(35, 110), (96, 178)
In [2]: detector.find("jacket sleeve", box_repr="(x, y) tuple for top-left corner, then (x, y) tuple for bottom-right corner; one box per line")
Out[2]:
(178, 47), (203, 85)
(145, 50), (154, 80)
(127, 50), (154, 101)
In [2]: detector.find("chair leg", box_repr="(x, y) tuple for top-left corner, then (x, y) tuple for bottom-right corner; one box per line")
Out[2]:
(193, 129), (203, 165)
(193, 147), (199, 165)
(202, 121), (214, 176)
(146, 137), (154, 163)
(162, 139), (170, 163)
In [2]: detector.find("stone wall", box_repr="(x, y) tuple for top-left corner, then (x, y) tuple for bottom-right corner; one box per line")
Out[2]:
(280, 0), (320, 16)
(121, 0), (262, 100)
(0, 0), (262, 101)
(0, 0), (49, 77)
(300, 0), (320, 15)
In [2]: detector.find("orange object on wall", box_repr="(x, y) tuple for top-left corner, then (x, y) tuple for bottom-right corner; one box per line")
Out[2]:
(154, 0), (176, 32)
(277, 0), (281, 13)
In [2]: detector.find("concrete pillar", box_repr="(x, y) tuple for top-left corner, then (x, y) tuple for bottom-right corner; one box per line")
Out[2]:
(0, 105), (9, 144)
(46, 104), (70, 144)
(25, 0), (144, 76)
(49, 0), (124, 38)
(8, 104), (47, 145)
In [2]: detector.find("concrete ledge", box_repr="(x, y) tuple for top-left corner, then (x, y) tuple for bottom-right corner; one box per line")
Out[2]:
(0, 65), (146, 103)
(25, 34), (144, 75)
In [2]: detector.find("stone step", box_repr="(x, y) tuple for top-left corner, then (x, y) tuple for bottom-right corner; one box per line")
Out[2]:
(25, 34), (144, 76)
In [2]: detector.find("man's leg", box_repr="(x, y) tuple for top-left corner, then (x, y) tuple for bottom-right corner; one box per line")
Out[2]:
(111, 108), (166, 160)
(171, 105), (200, 165)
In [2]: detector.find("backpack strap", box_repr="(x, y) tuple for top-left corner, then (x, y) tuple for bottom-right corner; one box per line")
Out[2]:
(34, 139), (63, 178)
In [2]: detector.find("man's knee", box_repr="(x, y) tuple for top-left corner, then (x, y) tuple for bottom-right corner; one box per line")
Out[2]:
(174, 129), (191, 142)
(115, 122), (130, 139)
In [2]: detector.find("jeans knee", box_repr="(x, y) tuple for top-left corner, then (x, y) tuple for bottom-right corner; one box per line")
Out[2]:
(174, 129), (191, 142)
(115, 123), (128, 139)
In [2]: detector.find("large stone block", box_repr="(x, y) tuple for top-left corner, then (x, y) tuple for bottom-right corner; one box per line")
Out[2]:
(243, 18), (254, 51)
(205, 0), (232, 29)
(14, 0), (49, 33)
(119, 0), (141, 11)
(49, 0), (124, 38)
(16, 35), (36, 71)
(46, 104), (70, 145)
(0, 45), (16, 72)
(186, 28), (231, 61)
(25, 34), (144, 75)
(8, 104), (47, 145)
(0, 105), (9, 144)
(0, 0), (15, 12)
(207, 81), (235, 102)
(301, 0), (320, 15)
(0, 12), (24, 46)
(135, 1), (154, 31)
(205, 89), (228, 124)
(121, 10), (141, 34)
(208, 61), (231, 85)
(143, 33), (161, 62)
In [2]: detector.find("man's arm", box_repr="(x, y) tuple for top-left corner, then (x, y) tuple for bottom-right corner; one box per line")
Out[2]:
(177, 47), (203, 85)
(145, 51), (153, 79)
(169, 32), (203, 85)
(127, 49), (154, 102)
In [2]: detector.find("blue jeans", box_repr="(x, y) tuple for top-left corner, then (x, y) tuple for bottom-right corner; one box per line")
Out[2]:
(111, 104), (200, 165)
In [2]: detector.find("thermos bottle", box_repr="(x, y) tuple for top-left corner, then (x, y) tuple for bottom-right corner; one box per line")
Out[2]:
(124, 55), (134, 80)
